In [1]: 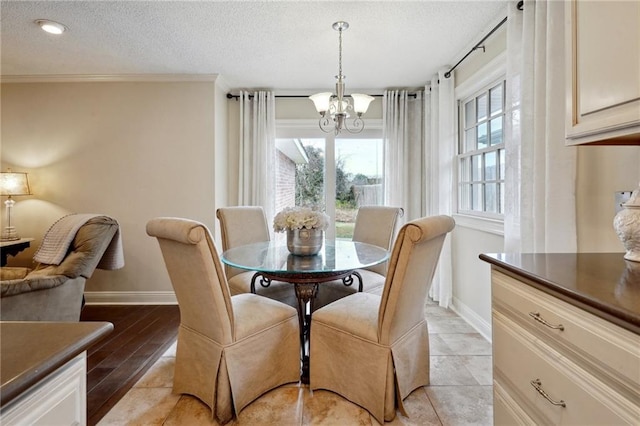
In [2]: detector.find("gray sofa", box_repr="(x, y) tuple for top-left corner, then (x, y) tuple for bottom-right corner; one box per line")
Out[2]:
(0, 215), (120, 321)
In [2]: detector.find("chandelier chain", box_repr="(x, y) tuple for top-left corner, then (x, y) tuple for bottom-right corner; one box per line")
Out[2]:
(338, 26), (343, 78)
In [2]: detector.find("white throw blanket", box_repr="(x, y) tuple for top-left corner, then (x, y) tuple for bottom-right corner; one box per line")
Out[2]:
(33, 213), (124, 269)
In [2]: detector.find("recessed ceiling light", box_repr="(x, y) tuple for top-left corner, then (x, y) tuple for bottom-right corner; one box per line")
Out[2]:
(35, 19), (67, 35)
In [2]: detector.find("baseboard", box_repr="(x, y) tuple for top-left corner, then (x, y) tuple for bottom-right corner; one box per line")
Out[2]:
(84, 291), (177, 305)
(450, 296), (492, 343)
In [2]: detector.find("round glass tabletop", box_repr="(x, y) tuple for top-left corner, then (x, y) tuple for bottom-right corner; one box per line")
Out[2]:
(220, 240), (389, 275)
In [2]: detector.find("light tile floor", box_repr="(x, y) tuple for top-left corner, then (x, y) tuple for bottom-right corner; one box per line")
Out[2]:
(98, 299), (493, 425)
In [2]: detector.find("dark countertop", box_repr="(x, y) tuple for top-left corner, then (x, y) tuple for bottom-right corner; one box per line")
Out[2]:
(0, 321), (113, 407)
(479, 253), (640, 335)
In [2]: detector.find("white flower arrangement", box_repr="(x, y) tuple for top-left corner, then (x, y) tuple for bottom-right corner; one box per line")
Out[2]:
(273, 206), (330, 233)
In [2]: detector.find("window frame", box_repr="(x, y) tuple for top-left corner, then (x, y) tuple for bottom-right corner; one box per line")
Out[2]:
(452, 52), (507, 233)
(457, 79), (506, 220)
(275, 119), (383, 240)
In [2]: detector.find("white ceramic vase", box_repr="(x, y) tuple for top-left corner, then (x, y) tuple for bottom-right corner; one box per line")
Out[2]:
(287, 228), (323, 256)
(613, 183), (640, 262)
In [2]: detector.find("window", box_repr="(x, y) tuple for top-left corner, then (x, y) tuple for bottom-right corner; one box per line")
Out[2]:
(275, 131), (383, 240)
(457, 80), (506, 218)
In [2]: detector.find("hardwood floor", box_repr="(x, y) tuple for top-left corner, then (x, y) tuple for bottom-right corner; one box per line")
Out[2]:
(80, 304), (180, 426)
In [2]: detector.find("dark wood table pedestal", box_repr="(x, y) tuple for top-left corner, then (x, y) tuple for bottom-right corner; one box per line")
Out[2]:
(250, 270), (362, 384)
(221, 240), (388, 384)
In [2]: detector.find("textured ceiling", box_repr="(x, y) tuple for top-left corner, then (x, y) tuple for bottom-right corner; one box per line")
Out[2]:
(1, 1), (507, 92)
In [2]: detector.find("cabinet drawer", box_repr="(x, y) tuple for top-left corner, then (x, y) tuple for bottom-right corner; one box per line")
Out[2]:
(493, 381), (536, 426)
(493, 314), (637, 425)
(492, 270), (640, 396)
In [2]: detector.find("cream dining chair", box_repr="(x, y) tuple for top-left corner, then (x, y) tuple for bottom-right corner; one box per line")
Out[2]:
(314, 206), (403, 309)
(146, 217), (300, 424)
(309, 215), (455, 423)
(216, 206), (297, 307)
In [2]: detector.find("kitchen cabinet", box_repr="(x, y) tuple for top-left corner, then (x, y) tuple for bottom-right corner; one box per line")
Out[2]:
(565, 0), (640, 145)
(1, 354), (86, 425)
(0, 321), (113, 425)
(480, 253), (640, 424)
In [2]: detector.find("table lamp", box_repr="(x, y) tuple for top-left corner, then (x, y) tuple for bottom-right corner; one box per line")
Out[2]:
(1, 169), (32, 241)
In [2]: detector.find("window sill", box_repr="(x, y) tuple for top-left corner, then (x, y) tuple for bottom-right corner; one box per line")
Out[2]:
(452, 213), (504, 236)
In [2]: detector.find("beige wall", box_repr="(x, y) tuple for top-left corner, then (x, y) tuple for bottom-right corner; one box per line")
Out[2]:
(577, 146), (640, 251)
(451, 226), (503, 337)
(1, 79), (226, 303)
(275, 95), (383, 120)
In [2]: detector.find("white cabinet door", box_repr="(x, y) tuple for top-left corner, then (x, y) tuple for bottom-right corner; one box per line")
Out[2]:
(565, 0), (640, 145)
(0, 353), (87, 426)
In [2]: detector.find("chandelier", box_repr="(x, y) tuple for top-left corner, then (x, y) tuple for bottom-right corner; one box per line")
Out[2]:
(309, 21), (374, 135)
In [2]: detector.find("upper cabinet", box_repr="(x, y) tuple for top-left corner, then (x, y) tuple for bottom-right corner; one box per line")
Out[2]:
(565, 0), (640, 145)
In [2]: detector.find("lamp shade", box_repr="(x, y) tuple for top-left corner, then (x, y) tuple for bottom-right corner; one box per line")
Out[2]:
(309, 92), (333, 113)
(351, 93), (375, 114)
(0, 171), (31, 196)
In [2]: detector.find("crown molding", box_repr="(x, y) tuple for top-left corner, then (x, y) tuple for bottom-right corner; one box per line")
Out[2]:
(0, 74), (220, 83)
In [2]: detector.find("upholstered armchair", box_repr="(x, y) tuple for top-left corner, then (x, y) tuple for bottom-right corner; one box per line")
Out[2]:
(310, 215), (455, 423)
(216, 206), (297, 307)
(314, 206), (403, 309)
(0, 214), (123, 321)
(146, 217), (300, 424)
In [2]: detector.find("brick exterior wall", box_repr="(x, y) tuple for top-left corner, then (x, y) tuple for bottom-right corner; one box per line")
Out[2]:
(276, 149), (296, 213)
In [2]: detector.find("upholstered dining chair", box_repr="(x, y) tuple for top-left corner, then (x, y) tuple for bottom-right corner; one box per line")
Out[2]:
(309, 215), (455, 423)
(146, 217), (300, 424)
(216, 206), (297, 307)
(314, 206), (403, 309)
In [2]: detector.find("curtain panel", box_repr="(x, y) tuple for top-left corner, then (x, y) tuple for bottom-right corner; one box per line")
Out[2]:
(383, 89), (425, 223)
(238, 91), (277, 222)
(504, 0), (577, 253)
(426, 70), (455, 308)
(382, 78), (455, 308)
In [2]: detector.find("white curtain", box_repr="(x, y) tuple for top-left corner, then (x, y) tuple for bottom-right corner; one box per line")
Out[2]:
(504, 0), (577, 253)
(382, 89), (425, 222)
(382, 78), (454, 308)
(426, 69), (456, 308)
(238, 91), (277, 222)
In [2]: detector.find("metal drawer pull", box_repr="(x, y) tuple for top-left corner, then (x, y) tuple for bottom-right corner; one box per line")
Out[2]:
(529, 312), (565, 331)
(530, 379), (566, 407)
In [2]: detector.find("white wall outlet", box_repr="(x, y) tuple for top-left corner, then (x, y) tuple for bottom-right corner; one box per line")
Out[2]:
(615, 191), (632, 214)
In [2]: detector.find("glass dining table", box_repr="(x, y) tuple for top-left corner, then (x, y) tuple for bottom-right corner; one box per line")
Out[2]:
(220, 239), (389, 383)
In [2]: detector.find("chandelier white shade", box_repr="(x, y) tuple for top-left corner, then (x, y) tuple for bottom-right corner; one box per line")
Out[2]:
(310, 21), (374, 134)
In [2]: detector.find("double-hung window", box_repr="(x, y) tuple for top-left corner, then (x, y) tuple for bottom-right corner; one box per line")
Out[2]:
(457, 79), (506, 218)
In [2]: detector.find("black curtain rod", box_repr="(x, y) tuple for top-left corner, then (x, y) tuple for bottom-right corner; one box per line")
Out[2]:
(444, 15), (508, 79)
(226, 94), (314, 99)
(226, 93), (419, 100)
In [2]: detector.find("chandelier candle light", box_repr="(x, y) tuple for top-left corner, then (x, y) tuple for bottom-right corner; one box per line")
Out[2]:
(309, 21), (374, 135)
(0, 169), (32, 241)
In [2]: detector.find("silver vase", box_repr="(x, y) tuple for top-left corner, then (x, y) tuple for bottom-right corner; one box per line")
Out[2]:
(287, 228), (323, 256)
